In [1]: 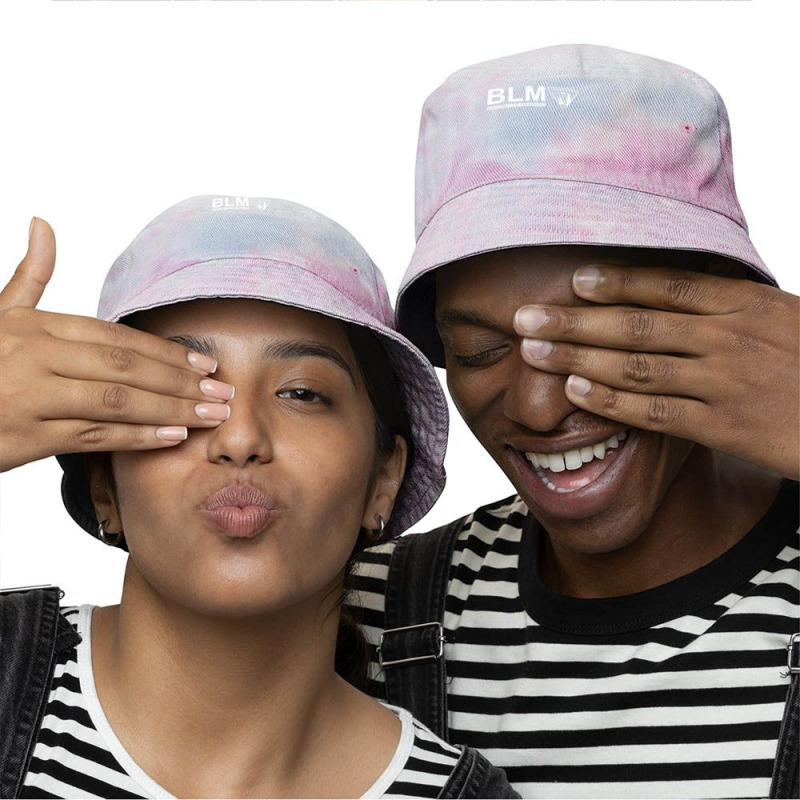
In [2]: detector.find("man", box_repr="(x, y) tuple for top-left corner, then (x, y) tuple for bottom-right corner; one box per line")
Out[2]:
(352, 44), (799, 799)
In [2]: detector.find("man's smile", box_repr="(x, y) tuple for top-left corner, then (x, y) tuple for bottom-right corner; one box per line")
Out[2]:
(506, 427), (645, 520)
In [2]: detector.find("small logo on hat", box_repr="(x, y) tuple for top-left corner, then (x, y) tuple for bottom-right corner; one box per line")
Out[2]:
(486, 85), (576, 110)
(212, 196), (250, 210)
(211, 197), (272, 211)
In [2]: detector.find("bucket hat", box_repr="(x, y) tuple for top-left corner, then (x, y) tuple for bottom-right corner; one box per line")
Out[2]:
(58, 195), (448, 543)
(397, 44), (778, 366)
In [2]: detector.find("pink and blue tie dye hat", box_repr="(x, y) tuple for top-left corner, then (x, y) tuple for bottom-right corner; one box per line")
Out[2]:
(397, 44), (777, 366)
(58, 195), (448, 541)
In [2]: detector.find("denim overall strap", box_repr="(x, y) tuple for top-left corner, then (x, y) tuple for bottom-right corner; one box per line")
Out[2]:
(379, 518), (463, 741)
(438, 746), (521, 799)
(0, 586), (81, 799)
(770, 633), (800, 798)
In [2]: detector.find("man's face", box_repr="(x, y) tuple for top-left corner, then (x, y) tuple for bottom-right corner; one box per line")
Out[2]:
(435, 246), (695, 555)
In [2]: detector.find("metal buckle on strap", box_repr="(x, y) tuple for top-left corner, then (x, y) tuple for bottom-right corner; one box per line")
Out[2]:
(0, 584), (64, 599)
(378, 622), (444, 668)
(786, 632), (800, 676)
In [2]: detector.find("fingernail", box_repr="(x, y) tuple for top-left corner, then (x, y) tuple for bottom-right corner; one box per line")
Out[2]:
(28, 217), (37, 242)
(187, 352), (217, 374)
(156, 426), (188, 442)
(195, 403), (231, 421)
(515, 306), (547, 334)
(566, 374), (593, 396)
(573, 267), (601, 293)
(200, 378), (235, 400)
(522, 339), (554, 359)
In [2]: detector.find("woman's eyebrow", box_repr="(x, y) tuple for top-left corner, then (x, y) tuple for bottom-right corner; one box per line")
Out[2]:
(165, 335), (356, 387)
(264, 340), (356, 387)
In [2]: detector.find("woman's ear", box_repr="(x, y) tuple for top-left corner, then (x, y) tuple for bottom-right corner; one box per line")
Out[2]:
(361, 435), (408, 533)
(85, 453), (122, 533)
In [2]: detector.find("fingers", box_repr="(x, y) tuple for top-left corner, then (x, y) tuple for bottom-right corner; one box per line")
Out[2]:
(46, 420), (191, 455)
(514, 303), (705, 355)
(520, 339), (706, 399)
(24, 308), (219, 376)
(44, 377), (233, 428)
(1, 218), (57, 310)
(570, 265), (756, 315)
(562, 375), (713, 441)
(48, 337), (234, 403)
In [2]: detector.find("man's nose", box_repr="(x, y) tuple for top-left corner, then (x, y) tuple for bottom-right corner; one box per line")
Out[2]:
(205, 391), (274, 468)
(502, 355), (576, 433)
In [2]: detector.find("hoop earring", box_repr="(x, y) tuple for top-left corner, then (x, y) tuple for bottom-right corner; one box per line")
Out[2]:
(365, 514), (386, 542)
(98, 519), (124, 548)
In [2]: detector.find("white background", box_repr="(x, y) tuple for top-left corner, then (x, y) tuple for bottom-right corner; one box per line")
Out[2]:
(1, 0), (797, 606)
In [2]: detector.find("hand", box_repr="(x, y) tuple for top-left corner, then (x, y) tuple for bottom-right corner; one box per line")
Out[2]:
(0, 218), (235, 473)
(514, 265), (800, 480)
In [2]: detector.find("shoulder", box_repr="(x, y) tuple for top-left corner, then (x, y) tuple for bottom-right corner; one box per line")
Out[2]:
(373, 706), (459, 799)
(375, 706), (518, 799)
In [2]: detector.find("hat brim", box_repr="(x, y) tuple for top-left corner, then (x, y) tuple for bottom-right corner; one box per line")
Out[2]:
(60, 258), (447, 542)
(398, 179), (776, 367)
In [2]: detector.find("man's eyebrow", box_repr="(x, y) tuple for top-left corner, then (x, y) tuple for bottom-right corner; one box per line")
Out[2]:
(166, 335), (356, 387)
(436, 309), (496, 329)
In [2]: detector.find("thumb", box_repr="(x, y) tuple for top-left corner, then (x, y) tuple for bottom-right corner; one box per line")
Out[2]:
(0, 217), (57, 310)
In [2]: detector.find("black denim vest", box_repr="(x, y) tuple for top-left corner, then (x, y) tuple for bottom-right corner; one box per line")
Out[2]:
(0, 586), (81, 798)
(0, 587), (518, 799)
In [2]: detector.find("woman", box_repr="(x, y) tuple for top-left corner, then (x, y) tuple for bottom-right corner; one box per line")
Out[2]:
(0, 196), (518, 799)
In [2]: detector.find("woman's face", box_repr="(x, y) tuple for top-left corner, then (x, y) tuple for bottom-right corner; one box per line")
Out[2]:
(91, 298), (405, 618)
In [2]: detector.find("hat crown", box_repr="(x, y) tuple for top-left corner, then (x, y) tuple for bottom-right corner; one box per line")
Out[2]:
(416, 44), (744, 239)
(99, 195), (392, 327)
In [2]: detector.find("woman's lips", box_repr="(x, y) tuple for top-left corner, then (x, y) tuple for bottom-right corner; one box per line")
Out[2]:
(200, 484), (279, 538)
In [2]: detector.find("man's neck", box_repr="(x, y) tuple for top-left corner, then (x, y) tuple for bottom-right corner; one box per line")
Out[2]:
(538, 448), (782, 599)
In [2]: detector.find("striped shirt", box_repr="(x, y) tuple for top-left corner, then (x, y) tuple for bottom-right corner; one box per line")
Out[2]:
(22, 606), (463, 799)
(352, 479), (800, 799)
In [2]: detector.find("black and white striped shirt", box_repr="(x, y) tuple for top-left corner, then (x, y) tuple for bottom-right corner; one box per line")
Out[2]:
(22, 606), (463, 799)
(353, 479), (799, 799)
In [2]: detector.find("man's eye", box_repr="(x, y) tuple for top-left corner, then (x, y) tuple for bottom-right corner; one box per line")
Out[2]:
(451, 346), (507, 368)
(276, 388), (332, 405)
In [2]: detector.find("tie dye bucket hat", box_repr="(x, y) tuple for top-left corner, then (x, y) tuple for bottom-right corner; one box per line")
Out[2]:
(397, 44), (776, 365)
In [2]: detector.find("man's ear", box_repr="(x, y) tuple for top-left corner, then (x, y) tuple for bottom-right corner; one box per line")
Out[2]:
(85, 453), (122, 533)
(361, 436), (408, 533)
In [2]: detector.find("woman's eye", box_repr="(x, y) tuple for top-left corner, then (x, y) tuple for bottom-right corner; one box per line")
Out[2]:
(276, 388), (332, 405)
(451, 346), (507, 368)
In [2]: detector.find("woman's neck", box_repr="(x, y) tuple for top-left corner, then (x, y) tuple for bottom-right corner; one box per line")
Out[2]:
(90, 568), (399, 798)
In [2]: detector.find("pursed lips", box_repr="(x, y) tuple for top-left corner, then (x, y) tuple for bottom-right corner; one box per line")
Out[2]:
(200, 483), (280, 538)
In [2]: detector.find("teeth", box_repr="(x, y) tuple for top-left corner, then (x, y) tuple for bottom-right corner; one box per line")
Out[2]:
(524, 429), (632, 478)
(593, 441), (606, 460)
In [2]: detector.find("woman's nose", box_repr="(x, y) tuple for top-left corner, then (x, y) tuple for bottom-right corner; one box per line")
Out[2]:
(205, 391), (274, 468)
